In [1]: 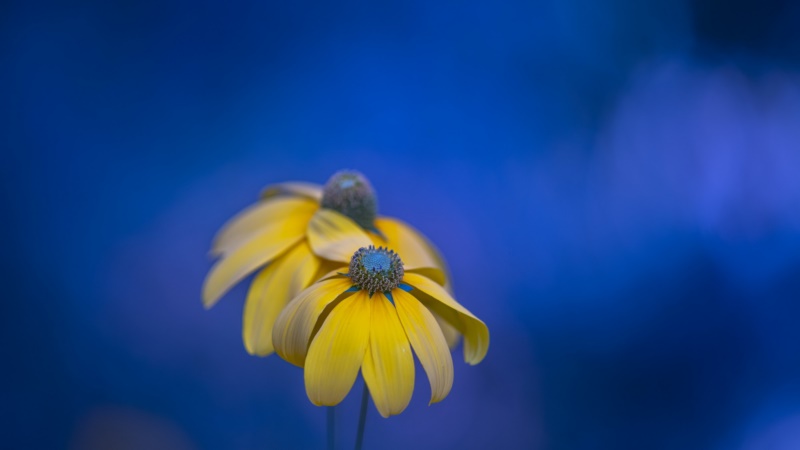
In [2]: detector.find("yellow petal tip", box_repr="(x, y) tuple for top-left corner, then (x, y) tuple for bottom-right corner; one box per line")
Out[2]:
(465, 352), (488, 365)
(428, 394), (447, 405)
(201, 296), (215, 310)
(244, 343), (274, 357)
(201, 291), (219, 310)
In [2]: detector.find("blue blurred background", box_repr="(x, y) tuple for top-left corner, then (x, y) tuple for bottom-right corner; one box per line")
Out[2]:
(3, 0), (800, 449)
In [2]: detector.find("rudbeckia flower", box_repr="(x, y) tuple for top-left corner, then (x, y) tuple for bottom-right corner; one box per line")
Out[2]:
(203, 171), (458, 356)
(272, 245), (489, 418)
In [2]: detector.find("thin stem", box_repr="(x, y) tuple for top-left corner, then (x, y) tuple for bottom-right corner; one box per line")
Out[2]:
(354, 382), (369, 450)
(327, 406), (335, 450)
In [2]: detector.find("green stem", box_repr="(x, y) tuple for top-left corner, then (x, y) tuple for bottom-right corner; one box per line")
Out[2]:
(354, 382), (369, 450)
(327, 406), (335, 450)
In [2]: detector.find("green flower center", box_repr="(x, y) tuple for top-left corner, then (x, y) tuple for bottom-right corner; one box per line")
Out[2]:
(349, 246), (404, 294)
(320, 170), (378, 231)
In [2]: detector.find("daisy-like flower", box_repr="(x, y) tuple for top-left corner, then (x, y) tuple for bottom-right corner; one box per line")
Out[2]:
(272, 245), (489, 418)
(203, 171), (458, 356)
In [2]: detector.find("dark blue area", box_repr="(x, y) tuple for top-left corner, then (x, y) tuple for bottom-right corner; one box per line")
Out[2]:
(3, 0), (800, 449)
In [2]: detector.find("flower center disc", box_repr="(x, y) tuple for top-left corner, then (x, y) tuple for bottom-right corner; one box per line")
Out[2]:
(320, 171), (378, 230)
(349, 246), (404, 294)
(362, 251), (392, 273)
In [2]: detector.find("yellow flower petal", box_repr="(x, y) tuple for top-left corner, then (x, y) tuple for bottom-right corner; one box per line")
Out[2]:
(202, 207), (314, 308)
(393, 289), (453, 404)
(434, 313), (462, 349)
(403, 273), (489, 365)
(242, 241), (321, 356)
(211, 197), (317, 257)
(305, 291), (372, 406)
(362, 293), (415, 418)
(307, 209), (373, 263)
(406, 231), (460, 347)
(272, 276), (354, 367)
(404, 267), (446, 286)
(370, 217), (444, 283)
(260, 181), (323, 202)
(375, 221), (460, 347)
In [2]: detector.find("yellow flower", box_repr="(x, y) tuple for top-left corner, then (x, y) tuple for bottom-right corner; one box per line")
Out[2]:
(272, 245), (490, 418)
(203, 171), (458, 356)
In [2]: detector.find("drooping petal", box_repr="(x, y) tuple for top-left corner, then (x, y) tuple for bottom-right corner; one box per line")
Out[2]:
(403, 273), (489, 365)
(305, 291), (372, 406)
(361, 293), (415, 418)
(260, 182), (323, 202)
(211, 197), (317, 256)
(404, 230), (460, 346)
(203, 208), (314, 308)
(393, 289), (453, 404)
(242, 241), (321, 356)
(434, 312), (462, 349)
(307, 209), (373, 262)
(374, 220), (461, 345)
(272, 276), (354, 366)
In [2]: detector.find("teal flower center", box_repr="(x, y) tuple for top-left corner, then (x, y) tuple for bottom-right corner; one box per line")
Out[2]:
(362, 251), (392, 273)
(320, 170), (378, 231)
(349, 246), (404, 294)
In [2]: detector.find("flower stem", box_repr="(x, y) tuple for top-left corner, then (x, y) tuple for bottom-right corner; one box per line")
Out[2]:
(354, 382), (368, 450)
(327, 406), (335, 450)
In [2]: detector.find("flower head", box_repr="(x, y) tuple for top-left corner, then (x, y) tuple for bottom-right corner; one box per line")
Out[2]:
(272, 246), (490, 418)
(203, 172), (455, 357)
(320, 170), (378, 231)
(348, 246), (404, 294)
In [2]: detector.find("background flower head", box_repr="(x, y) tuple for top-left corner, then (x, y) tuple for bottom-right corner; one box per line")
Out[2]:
(202, 171), (458, 356)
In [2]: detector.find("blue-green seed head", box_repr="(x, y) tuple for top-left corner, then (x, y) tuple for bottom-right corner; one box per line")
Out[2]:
(349, 246), (404, 294)
(320, 170), (378, 230)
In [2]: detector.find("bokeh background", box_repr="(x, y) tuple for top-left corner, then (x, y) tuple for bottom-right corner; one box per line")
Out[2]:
(3, 0), (800, 449)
